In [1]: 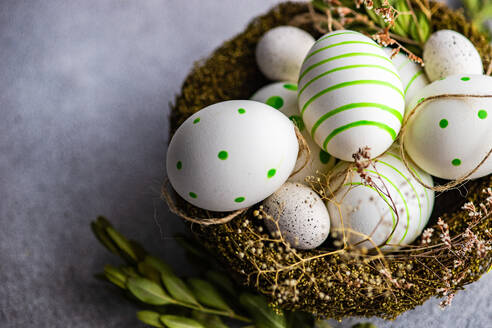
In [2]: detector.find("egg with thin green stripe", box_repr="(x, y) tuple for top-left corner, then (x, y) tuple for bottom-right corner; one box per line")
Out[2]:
(383, 48), (429, 106)
(298, 30), (404, 161)
(251, 82), (336, 183)
(403, 74), (492, 180)
(326, 146), (434, 251)
(166, 100), (299, 212)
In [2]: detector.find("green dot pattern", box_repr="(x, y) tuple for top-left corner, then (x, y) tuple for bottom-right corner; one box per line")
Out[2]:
(238, 108), (246, 114)
(189, 192), (197, 198)
(319, 150), (331, 164)
(439, 119), (448, 128)
(218, 151), (228, 160)
(193, 118), (200, 124)
(461, 77), (470, 81)
(478, 109), (487, 119)
(289, 115), (305, 131)
(283, 83), (298, 91)
(266, 96), (284, 109)
(452, 158), (461, 166)
(417, 97), (425, 104)
(267, 168), (277, 178)
(176, 161), (182, 170)
(234, 197), (245, 203)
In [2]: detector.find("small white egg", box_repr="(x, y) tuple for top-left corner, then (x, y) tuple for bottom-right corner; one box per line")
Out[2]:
(251, 82), (336, 183)
(326, 146), (434, 251)
(383, 47), (429, 105)
(403, 74), (492, 180)
(298, 30), (404, 161)
(423, 30), (483, 82)
(263, 182), (330, 250)
(166, 100), (299, 212)
(256, 26), (315, 82)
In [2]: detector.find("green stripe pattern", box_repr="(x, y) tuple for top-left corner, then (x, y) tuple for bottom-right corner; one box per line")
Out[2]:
(301, 80), (404, 116)
(299, 52), (393, 83)
(386, 150), (433, 231)
(404, 70), (424, 96)
(298, 30), (404, 158)
(298, 64), (401, 99)
(336, 149), (434, 248)
(322, 120), (396, 151)
(377, 159), (422, 243)
(310, 102), (402, 138)
(303, 41), (381, 62)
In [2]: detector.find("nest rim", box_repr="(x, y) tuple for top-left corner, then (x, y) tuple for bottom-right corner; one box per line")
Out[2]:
(168, 1), (492, 320)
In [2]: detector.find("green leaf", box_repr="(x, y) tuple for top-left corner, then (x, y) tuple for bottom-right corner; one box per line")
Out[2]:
(409, 11), (431, 43)
(188, 278), (232, 312)
(286, 311), (314, 328)
(103, 265), (127, 289)
(204, 271), (236, 297)
(105, 226), (138, 262)
(191, 311), (228, 328)
(137, 311), (165, 328)
(127, 277), (174, 305)
(394, 0), (411, 33)
(138, 261), (161, 283)
(352, 323), (377, 328)
(161, 272), (199, 306)
(91, 221), (120, 255)
(120, 266), (139, 278)
(239, 293), (286, 328)
(160, 315), (205, 328)
(144, 255), (173, 276)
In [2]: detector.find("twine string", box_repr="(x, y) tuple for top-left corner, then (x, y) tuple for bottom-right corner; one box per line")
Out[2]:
(399, 94), (492, 192)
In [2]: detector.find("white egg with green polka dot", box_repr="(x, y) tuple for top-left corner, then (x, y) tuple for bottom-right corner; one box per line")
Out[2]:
(327, 146), (434, 251)
(166, 100), (299, 212)
(298, 30), (404, 162)
(382, 47), (429, 106)
(403, 74), (492, 180)
(251, 82), (336, 183)
(263, 182), (330, 250)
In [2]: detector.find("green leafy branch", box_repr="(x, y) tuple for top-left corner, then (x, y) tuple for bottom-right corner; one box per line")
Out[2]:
(92, 217), (304, 328)
(91, 217), (375, 328)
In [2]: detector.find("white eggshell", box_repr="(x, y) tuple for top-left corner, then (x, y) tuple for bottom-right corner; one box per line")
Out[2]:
(263, 182), (330, 250)
(251, 82), (336, 183)
(327, 147), (434, 250)
(298, 30), (404, 161)
(256, 26), (315, 82)
(166, 100), (299, 212)
(383, 47), (429, 105)
(423, 30), (483, 82)
(403, 74), (492, 180)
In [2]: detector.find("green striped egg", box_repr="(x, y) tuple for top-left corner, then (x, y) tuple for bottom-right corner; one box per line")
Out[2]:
(251, 82), (336, 183)
(298, 30), (404, 161)
(326, 146), (434, 251)
(382, 48), (429, 107)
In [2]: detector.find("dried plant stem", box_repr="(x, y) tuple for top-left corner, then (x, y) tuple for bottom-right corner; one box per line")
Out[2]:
(161, 180), (247, 226)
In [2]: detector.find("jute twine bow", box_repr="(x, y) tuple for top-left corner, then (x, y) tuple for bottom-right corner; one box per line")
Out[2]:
(399, 93), (492, 192)
(162, 126), (311, 225)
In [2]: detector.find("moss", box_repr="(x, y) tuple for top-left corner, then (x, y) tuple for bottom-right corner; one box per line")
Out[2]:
(169, 1), (492, 320)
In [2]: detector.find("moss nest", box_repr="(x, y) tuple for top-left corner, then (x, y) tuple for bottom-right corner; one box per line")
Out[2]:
(169, 1), (492, 320)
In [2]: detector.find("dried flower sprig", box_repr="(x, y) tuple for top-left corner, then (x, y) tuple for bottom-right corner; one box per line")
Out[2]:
(309, 0), (430, 64)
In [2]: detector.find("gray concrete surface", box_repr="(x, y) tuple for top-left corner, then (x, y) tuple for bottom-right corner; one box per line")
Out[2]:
(0, 1), (490, 327)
